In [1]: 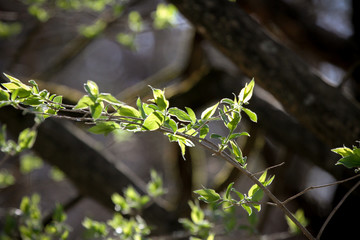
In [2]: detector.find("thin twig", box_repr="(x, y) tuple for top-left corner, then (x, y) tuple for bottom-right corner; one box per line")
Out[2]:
(251, 162), (285, 176)
(282, 174), (360, 205)
(316, 180), (360, 239)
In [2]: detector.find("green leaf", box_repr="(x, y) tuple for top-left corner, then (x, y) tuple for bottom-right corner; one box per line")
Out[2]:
(226, 112), (241, 131)
(333, 146), (360, 169)
(220, 98), (235, 105)
(20, 154), (43, 174)
(3, 73), (31, 91)
(242, 107), (257, 122)
(17, 128), (37, 151)
(165, 118), (178, 132)
(229, 132), (250, 140)
(239, 79), (255, 104)
(0, 170), (15, 188)
(241, 203), (252, 216)
(225, 182), (234, 200)
(189, 201), (205, 224)
(117, 105), (141, 118)
(98, 93), (122, 106)
(168, 107), (191, 122)
(88, 121), (120, 135)
(285, 209), (308, 234)
(90, 103), (103, 120)
(185, 107), (197, 124)
(199, 125), (209, 139)
(150, 87), (169, 111)
(230, 140), (242, 158)
(74, 95), (93, 109)
(201, 102), (219, 120)
(84, 80), (99, 97)
(153, 3), (177, 29)
(142, 111), (164, 131)
(210, 134), (222, 139)
(259, 170), (267, 183)
(178, 140), (186, 160)
(136, 97), (147, 118)
(0, 89), (9, 101)
(194, 188), (221, 203)
(128, 11), (143, 32)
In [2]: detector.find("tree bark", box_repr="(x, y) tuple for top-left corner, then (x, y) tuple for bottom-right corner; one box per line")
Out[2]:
(169, 0), (360, 147)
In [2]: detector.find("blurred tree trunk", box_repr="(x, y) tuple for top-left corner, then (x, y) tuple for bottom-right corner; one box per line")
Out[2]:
(169, 0), (360, 148)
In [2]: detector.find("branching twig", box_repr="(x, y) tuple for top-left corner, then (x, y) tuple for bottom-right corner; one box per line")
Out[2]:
(282, 174), (360, 205)
(316, 180), (360, 239)
(251, 162), (285, 177)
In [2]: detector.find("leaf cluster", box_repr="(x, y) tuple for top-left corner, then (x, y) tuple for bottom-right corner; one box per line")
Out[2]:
(194, 170), (274, 216)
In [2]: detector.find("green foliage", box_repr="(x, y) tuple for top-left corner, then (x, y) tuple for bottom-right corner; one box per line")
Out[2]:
(49, 167), (66, 182)
(0, 170), (15, 188)
(79, 20), (107, 38)
(0, 21), (22, 38)
(0, 125), (37, 155)
(285, 209), (308, 234)
(179, 201), (215, 240)
(20, 153), (44, 174)
(153, 3), (177, 30)
(1, 194), (70, 240)
(194, 171), (274, 216)
(332, 144), (360, 171)
(147, 169), (165, 198)
(83, 171), (164, 239)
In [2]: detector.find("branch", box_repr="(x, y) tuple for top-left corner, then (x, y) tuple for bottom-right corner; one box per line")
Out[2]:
(316, 180), (360, 239)
(282, 174), (360, 205)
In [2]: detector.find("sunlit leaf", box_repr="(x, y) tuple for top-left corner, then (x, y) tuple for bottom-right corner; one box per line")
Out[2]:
(239, 79), (255, 104)
(142, 111), (164, 131)
(242, 107), (257, 122)
(88, 121), (120, 135)
(194, 188), (221, 203)
(201, 102), (219, 120)
(168, 107), (191, 122)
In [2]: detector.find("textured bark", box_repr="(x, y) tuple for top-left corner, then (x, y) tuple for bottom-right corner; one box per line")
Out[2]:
(169, 0), (360, 147)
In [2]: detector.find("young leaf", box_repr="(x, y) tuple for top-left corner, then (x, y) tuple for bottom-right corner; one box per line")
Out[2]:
(199, 125), (209, 139)
(242, 107), (257, 122)
(239, 79), (255, 104)
(241, 203), (252, 216)
(98, 93), (122, 106)
(194, 188), (221, 203)
(226, 112), (241, 132)
(185, 107), (197, 124)
(74, 95), (93, 109)
(201, 102), (219, 120)
(0, 89), (9, 101)
(88, 122), (120, 136)
(136, 97), (146, 118)
(142, 111), (164, 131)
(84, 80), (99, 97)
(168, 107), (191, 122)
(117, 105), (141, 118)
(150, 87), (169, 111)
(225, 182), (234, 200)
(18, 128), (37, 151)
(229, 132), (250, 140)
(332, 146), (360, 169)
(3, 73), (31, 91)
(230, 140), (242, 158)
(220, 98), (234, 105)
(165, 118), (178, 132)
(90, 103), (103, 120)
(285, 209), (308, 234)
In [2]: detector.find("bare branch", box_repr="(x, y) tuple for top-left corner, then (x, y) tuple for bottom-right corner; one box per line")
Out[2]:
(316, 180), (360, 240)
(282, 174), (360, 205)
